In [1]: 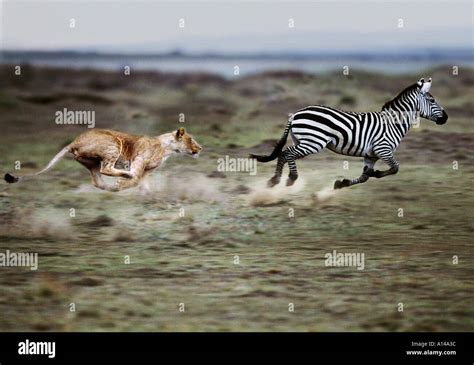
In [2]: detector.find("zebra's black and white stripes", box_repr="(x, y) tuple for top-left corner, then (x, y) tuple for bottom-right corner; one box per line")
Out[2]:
(250, 78), (448, 189)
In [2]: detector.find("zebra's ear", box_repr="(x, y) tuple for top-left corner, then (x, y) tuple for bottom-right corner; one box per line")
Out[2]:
(421, 77), (432, 93)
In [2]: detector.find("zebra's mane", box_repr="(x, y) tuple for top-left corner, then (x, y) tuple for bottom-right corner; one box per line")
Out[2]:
(381, 83), (420, 111)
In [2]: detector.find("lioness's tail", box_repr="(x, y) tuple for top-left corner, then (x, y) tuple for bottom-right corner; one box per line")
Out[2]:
(4, 145), (71, 184)
(249, 118), (292, 162)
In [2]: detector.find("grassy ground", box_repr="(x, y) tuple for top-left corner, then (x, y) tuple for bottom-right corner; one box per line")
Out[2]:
(0, 65), (473, 331)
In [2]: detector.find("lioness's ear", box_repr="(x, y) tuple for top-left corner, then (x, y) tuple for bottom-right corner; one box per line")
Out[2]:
(176, 127), (185, 140)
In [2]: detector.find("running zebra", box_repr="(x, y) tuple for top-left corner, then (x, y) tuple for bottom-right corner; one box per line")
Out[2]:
(250, 78), (448, 189)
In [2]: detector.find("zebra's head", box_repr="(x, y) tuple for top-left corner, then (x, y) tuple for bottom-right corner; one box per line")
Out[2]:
(416, 78), (448, 125)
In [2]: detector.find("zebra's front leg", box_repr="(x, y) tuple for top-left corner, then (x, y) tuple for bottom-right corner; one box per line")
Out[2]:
(334, 157), (378, 190)
(367, 152), (399, 179)
(367, 164), (399, 178)
(267, 153), (286, 187)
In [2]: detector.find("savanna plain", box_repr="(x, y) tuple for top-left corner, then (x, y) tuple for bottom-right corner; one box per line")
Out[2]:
(0, 65), (473, 331)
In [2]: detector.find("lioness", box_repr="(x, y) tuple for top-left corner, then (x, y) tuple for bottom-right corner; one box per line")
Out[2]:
(4, 127), (202, 192)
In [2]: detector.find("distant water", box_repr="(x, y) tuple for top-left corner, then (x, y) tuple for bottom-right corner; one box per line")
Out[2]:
(1, 55), (471, 77)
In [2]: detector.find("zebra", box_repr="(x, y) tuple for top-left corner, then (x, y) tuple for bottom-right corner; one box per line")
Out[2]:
(250, 78), (448, 189)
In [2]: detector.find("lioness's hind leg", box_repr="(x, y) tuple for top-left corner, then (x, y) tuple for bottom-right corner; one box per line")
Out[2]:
(72, 144), (131, 179)
(112, 158), (147, 191)
(74, 155), (100, 170)
(100, 158), (133, 179)
(89, 166), (120, 192)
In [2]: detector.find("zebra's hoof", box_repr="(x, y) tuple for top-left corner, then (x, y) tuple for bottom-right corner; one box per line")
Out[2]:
(334, 179), (350, 190)
(370, 170), (383, 178)
(267, 176), (280, 188)
(286, 178), (296, 186)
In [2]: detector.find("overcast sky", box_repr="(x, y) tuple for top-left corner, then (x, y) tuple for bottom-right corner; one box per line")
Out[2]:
(1, 0), (472, 52)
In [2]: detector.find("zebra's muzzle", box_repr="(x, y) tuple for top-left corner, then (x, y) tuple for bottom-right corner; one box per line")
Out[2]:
(436, 111), (448, 125)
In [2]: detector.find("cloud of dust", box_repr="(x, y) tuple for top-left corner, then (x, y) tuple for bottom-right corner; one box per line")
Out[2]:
(247, 177), (306, 207)
(152, 174), (225, 202)
(75, 184), (100, 193)
(314, 184), (338, 203)
(31, 213), (74, 240)
(74, 173), (224, 202)
(72, 170), (339, 207)
(1, 209), (75, 240)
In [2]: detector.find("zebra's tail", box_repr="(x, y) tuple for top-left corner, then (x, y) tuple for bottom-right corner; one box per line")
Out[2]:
(249, 118), (292, 162)
(4, 145), (71, 184)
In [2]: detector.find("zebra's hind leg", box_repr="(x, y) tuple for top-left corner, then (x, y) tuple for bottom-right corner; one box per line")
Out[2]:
(267, 153), (286, 187)
(285, 144), (316, 186)
(334, 157), (378, 189)
(286, 156), (299, 186)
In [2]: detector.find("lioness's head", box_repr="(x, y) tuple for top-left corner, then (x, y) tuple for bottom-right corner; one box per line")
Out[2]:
(172, 127), (202, 157)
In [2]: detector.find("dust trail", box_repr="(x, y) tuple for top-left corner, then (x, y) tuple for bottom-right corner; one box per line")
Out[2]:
(0, 209), (76, 240)
(30, 213), (75, 239)
(314, 184), (338, 203)
(75, 184), (101, 193)
(247, 177), (306, 207)
(159, 174), (225, 202)
(74, 174), (224, 202)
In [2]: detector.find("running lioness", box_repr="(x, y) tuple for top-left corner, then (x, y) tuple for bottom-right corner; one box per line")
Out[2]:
(4, 127), (202, 192)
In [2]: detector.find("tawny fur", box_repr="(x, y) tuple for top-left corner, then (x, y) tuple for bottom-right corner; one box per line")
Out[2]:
(4, 127), (202, 192)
